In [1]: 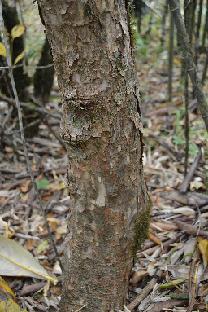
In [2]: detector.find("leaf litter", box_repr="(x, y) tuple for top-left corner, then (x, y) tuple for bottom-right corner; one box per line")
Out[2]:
(127, 32), (208, 312)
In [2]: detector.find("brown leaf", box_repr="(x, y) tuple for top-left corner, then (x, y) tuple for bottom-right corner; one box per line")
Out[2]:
(129, 270), (148, 285)
(151, 221), (178, 231)
(198, 237), (208, 267)
(20, 180), (31, 193)
(149, 232), (161, 245)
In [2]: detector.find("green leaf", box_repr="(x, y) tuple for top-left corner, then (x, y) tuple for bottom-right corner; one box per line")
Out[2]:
(14, 51), (24, 64)
(11, 24), (25, 39)
(0, 42), (7, 57)
(159, 278), (185, 289)
(36, 178), (50, 190)
(0, 236), (57, 284)
(173, 135), (184, 146)
(0, 276), (15, 298)
(36, 240), (49, 254)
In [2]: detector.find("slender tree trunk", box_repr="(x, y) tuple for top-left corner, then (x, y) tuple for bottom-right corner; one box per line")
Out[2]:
(38, 1), (150, 311)
(168, 11), (174, 102)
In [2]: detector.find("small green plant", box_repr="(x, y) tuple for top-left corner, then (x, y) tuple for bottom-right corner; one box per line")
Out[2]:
(173, 108), (208, 158)
(36, 178), (49, 190)
(173, 109), (185, 146)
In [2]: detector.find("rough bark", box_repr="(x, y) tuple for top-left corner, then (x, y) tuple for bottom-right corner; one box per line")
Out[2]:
(38, 1), (150, 311)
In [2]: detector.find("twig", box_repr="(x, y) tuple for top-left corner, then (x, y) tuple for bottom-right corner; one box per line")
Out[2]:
(150, 300), (187, 312)
(127, 278), (157, 311)
(161, 190), (208, 206)
(44, 118), (66, 150)
(145, 300), (186, 312)
(0, 93), (60, 120)
(148, 133), (183, 160)
(0, 63), (54, 70)
(174, 220), (208, 238)
(141, 233), (181, 255)
(15, 233), (40, 240)
(168, 0), (208, 131)
(179, 146), (202, 193)
(74, 305), (87, 312)
(19, 281), (46, 296)
(187, 251), (198, 312)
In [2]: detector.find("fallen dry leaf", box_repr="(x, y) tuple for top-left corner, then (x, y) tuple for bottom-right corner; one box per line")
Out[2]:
(198, 237), (208, 267)
(47, 217), (60, 232)
(129, 270), (148, 285)
(151, 221), (178, 231)
(20, 180), (31, 193)
(0, 236), (57, 283)
(149, 232), (162, 245)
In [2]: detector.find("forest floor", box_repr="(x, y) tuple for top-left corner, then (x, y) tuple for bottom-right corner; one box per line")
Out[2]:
(0, 14), (208, 312)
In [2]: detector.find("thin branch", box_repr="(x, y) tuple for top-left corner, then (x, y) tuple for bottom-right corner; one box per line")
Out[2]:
(168, 11), (174, 102)
(168, 0), (208, 131)
(0, 93), (60, 120)
(180, 146), (202, 193)
(174, 220), (208, 238)
(0, 63), (54, 70)
(127, 278), (157, 311)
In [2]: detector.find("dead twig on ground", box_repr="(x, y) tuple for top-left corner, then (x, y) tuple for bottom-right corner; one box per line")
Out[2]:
(127, 278), (157, 311)
(162, 190), (208, 207)
(175, 220), (208, 238)
(19, 282), (46, 296)
(180, 146), (202, 193)
(187, 251), (199, 312)
(145, 300), (186, 312)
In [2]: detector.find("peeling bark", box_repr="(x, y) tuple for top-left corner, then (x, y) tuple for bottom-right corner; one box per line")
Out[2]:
(37, 1), (149, 311)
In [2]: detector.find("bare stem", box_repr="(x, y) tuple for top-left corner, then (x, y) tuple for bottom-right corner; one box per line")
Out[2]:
(168, 0), (208, 131)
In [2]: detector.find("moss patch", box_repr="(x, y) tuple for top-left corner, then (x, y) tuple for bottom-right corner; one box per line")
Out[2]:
(132, 194), (152, 257)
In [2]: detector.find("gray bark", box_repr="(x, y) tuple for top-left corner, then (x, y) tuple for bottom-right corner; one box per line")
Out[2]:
(37, 1), (150, 311)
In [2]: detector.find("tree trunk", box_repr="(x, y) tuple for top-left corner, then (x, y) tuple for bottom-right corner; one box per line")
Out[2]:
(38, 1), (150, 311)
